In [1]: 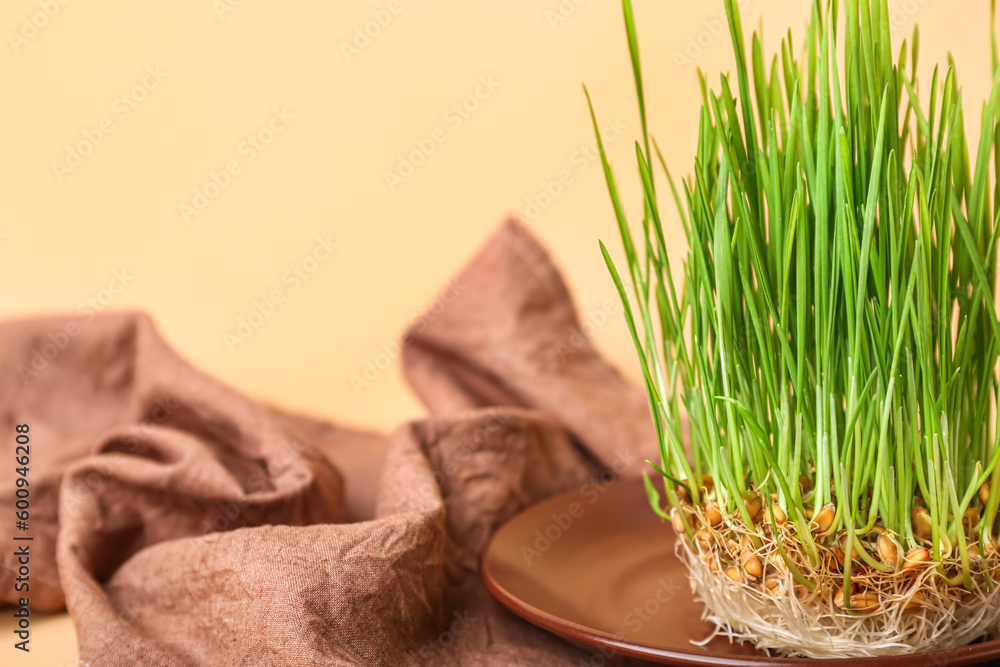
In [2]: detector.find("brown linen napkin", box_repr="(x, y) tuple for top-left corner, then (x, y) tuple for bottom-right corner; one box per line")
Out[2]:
(0, 218), (657, 665)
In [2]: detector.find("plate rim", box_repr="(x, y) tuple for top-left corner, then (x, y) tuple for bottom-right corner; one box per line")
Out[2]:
(480, 479), (1000, 666)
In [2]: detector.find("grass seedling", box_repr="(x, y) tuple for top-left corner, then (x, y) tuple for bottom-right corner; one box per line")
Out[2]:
(592, 0), (1000, 656)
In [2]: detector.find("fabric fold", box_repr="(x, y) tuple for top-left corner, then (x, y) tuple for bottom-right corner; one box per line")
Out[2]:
(0, 219), (658, 665)
(402, 218), (656, 476)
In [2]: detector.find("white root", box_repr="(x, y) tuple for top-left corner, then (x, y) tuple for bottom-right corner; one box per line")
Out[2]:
(677, 534), (1000, 658)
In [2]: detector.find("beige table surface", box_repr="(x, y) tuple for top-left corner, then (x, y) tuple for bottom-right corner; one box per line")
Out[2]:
(0, 0), (993, 664)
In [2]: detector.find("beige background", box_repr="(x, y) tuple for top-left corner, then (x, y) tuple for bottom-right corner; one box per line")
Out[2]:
(0, 0), (994, 664)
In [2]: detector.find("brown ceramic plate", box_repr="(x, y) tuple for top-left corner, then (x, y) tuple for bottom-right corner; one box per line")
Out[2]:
(481, 478), (1000, 666)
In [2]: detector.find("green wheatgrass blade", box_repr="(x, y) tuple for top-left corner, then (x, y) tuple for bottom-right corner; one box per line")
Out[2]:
(723, 0), (762, 223)
(592, 0), (1000, 633)
(643, 472), (674, 521)
(621, 0), (650, 167)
